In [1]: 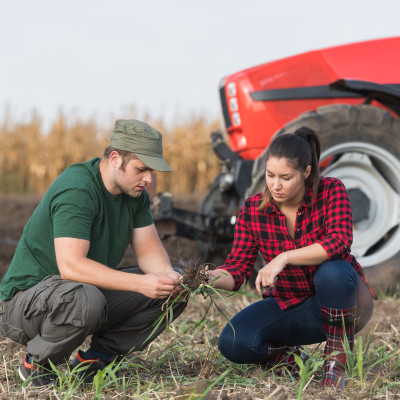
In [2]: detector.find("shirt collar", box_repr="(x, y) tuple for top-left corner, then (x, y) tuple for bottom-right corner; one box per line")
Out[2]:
(303, 185), (313, 208)
(263, 185), (314, 214)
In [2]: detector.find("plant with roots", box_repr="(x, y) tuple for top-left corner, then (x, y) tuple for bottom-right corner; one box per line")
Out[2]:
(143, 263), (255, 345)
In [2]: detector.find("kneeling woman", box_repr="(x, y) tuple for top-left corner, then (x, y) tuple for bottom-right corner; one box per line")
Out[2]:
(208, 126), (376, 389)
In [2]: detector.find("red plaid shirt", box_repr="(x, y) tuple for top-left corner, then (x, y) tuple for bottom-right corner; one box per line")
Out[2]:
(218, 177), (376, 310)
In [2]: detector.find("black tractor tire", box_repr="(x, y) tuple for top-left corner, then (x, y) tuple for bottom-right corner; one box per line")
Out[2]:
(196, 173), (237, 268)
(245, 104), (400, 290)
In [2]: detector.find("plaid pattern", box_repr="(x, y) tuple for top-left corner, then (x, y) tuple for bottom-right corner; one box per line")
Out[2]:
(321, 306), (356, 389)
(217, 177), (376, 309)
(263, 343), (292, 368)
(263, 344), (309, 378)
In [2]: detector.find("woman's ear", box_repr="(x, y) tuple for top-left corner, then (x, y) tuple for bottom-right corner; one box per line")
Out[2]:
(304, 165), (311, 180)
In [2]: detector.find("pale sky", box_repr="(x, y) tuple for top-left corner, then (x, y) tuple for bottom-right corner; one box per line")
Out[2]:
(1, 0), (400, 131)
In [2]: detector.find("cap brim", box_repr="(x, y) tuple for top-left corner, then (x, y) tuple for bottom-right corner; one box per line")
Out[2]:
(136, 153), (172, 172)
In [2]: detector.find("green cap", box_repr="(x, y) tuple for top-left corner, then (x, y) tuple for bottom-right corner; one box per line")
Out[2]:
(110, 119), (171, 172)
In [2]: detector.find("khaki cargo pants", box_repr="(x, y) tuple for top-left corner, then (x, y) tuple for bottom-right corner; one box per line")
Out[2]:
(0, 267), (187, 364)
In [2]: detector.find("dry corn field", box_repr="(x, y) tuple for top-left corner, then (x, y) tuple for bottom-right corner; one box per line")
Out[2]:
(0, 112), (222, 195)
(0, 115), (400, 399)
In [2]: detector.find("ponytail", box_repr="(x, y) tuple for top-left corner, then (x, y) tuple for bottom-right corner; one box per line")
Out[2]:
(294, 126), (321, 201)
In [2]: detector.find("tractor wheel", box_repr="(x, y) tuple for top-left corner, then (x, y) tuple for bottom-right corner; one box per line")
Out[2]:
(196, 173), (237, 268)
(246, 104), (400, 289)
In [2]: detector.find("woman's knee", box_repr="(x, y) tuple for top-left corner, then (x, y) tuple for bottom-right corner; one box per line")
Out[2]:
(218, 324), (238, 361)
(314, 260), (357, 308)
(315, 260), (357, 290)
(219, 323), (262, 363)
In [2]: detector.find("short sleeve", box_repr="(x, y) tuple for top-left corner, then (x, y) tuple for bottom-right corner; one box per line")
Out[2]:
(51, 189), (96, 240)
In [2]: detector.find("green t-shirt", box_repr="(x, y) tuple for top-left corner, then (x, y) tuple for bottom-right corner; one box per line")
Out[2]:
(0, 158), (153, 300)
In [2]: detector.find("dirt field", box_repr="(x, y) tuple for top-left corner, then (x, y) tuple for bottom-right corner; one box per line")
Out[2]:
(0, 194), (400, 398)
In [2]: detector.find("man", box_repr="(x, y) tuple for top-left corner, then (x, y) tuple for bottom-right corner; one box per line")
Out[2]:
(0, 119), (186, 386)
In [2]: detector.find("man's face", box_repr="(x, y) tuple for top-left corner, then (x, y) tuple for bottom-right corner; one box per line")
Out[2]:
(112, 156), (153, 197)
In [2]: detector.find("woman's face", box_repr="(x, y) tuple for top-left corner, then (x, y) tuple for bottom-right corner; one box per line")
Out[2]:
(265, 157), (311, 206)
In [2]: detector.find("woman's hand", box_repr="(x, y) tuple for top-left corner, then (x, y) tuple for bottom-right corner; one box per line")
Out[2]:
(255, 253), (288, 296)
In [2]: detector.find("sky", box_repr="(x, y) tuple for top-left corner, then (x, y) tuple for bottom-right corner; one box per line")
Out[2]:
(1, 0), (400, 132)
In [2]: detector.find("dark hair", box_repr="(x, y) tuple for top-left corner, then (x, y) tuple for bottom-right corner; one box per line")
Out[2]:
(259, 126), (321, 210)
(102, 146), (138, 171)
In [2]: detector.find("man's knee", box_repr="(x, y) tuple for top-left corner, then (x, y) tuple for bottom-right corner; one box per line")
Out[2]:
(42, 283), (106, 337)
(79, 284), (107, 330)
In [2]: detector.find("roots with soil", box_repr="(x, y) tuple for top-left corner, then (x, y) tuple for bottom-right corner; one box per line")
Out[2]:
(179, 263), (211, 292)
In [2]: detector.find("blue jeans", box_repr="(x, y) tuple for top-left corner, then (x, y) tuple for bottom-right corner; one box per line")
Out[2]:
(218, 260), (374, 364)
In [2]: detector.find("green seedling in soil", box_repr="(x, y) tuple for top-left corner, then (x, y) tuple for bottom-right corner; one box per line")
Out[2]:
(92, 358), (121, 398)
(292, 352), (323, 400)
(143, 263), (257, 347)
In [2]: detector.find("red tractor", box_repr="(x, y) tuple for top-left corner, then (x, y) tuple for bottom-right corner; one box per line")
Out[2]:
(154, 37), (400, 288)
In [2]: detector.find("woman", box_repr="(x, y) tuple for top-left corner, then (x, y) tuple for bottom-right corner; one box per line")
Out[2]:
(208, 126), (376, 389)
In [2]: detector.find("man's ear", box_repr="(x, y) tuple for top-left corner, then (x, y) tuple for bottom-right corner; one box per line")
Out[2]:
(109, 151), (122, 168)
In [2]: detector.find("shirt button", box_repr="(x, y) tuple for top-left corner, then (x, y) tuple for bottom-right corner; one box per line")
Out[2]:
(298, 212), (302, 215)
(297, 228), (300, 232)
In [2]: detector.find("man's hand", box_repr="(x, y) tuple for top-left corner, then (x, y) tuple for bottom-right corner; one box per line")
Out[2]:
(140, 272), (180, 299)
(167, 270), (187, 298)
(255, 253), (288, 296)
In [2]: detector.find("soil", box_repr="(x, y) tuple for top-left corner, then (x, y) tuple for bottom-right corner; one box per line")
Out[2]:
(0, 194), (399, 398)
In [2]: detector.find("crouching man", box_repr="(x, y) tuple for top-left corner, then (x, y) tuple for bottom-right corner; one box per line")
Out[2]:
(0, 119), (186, 386)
